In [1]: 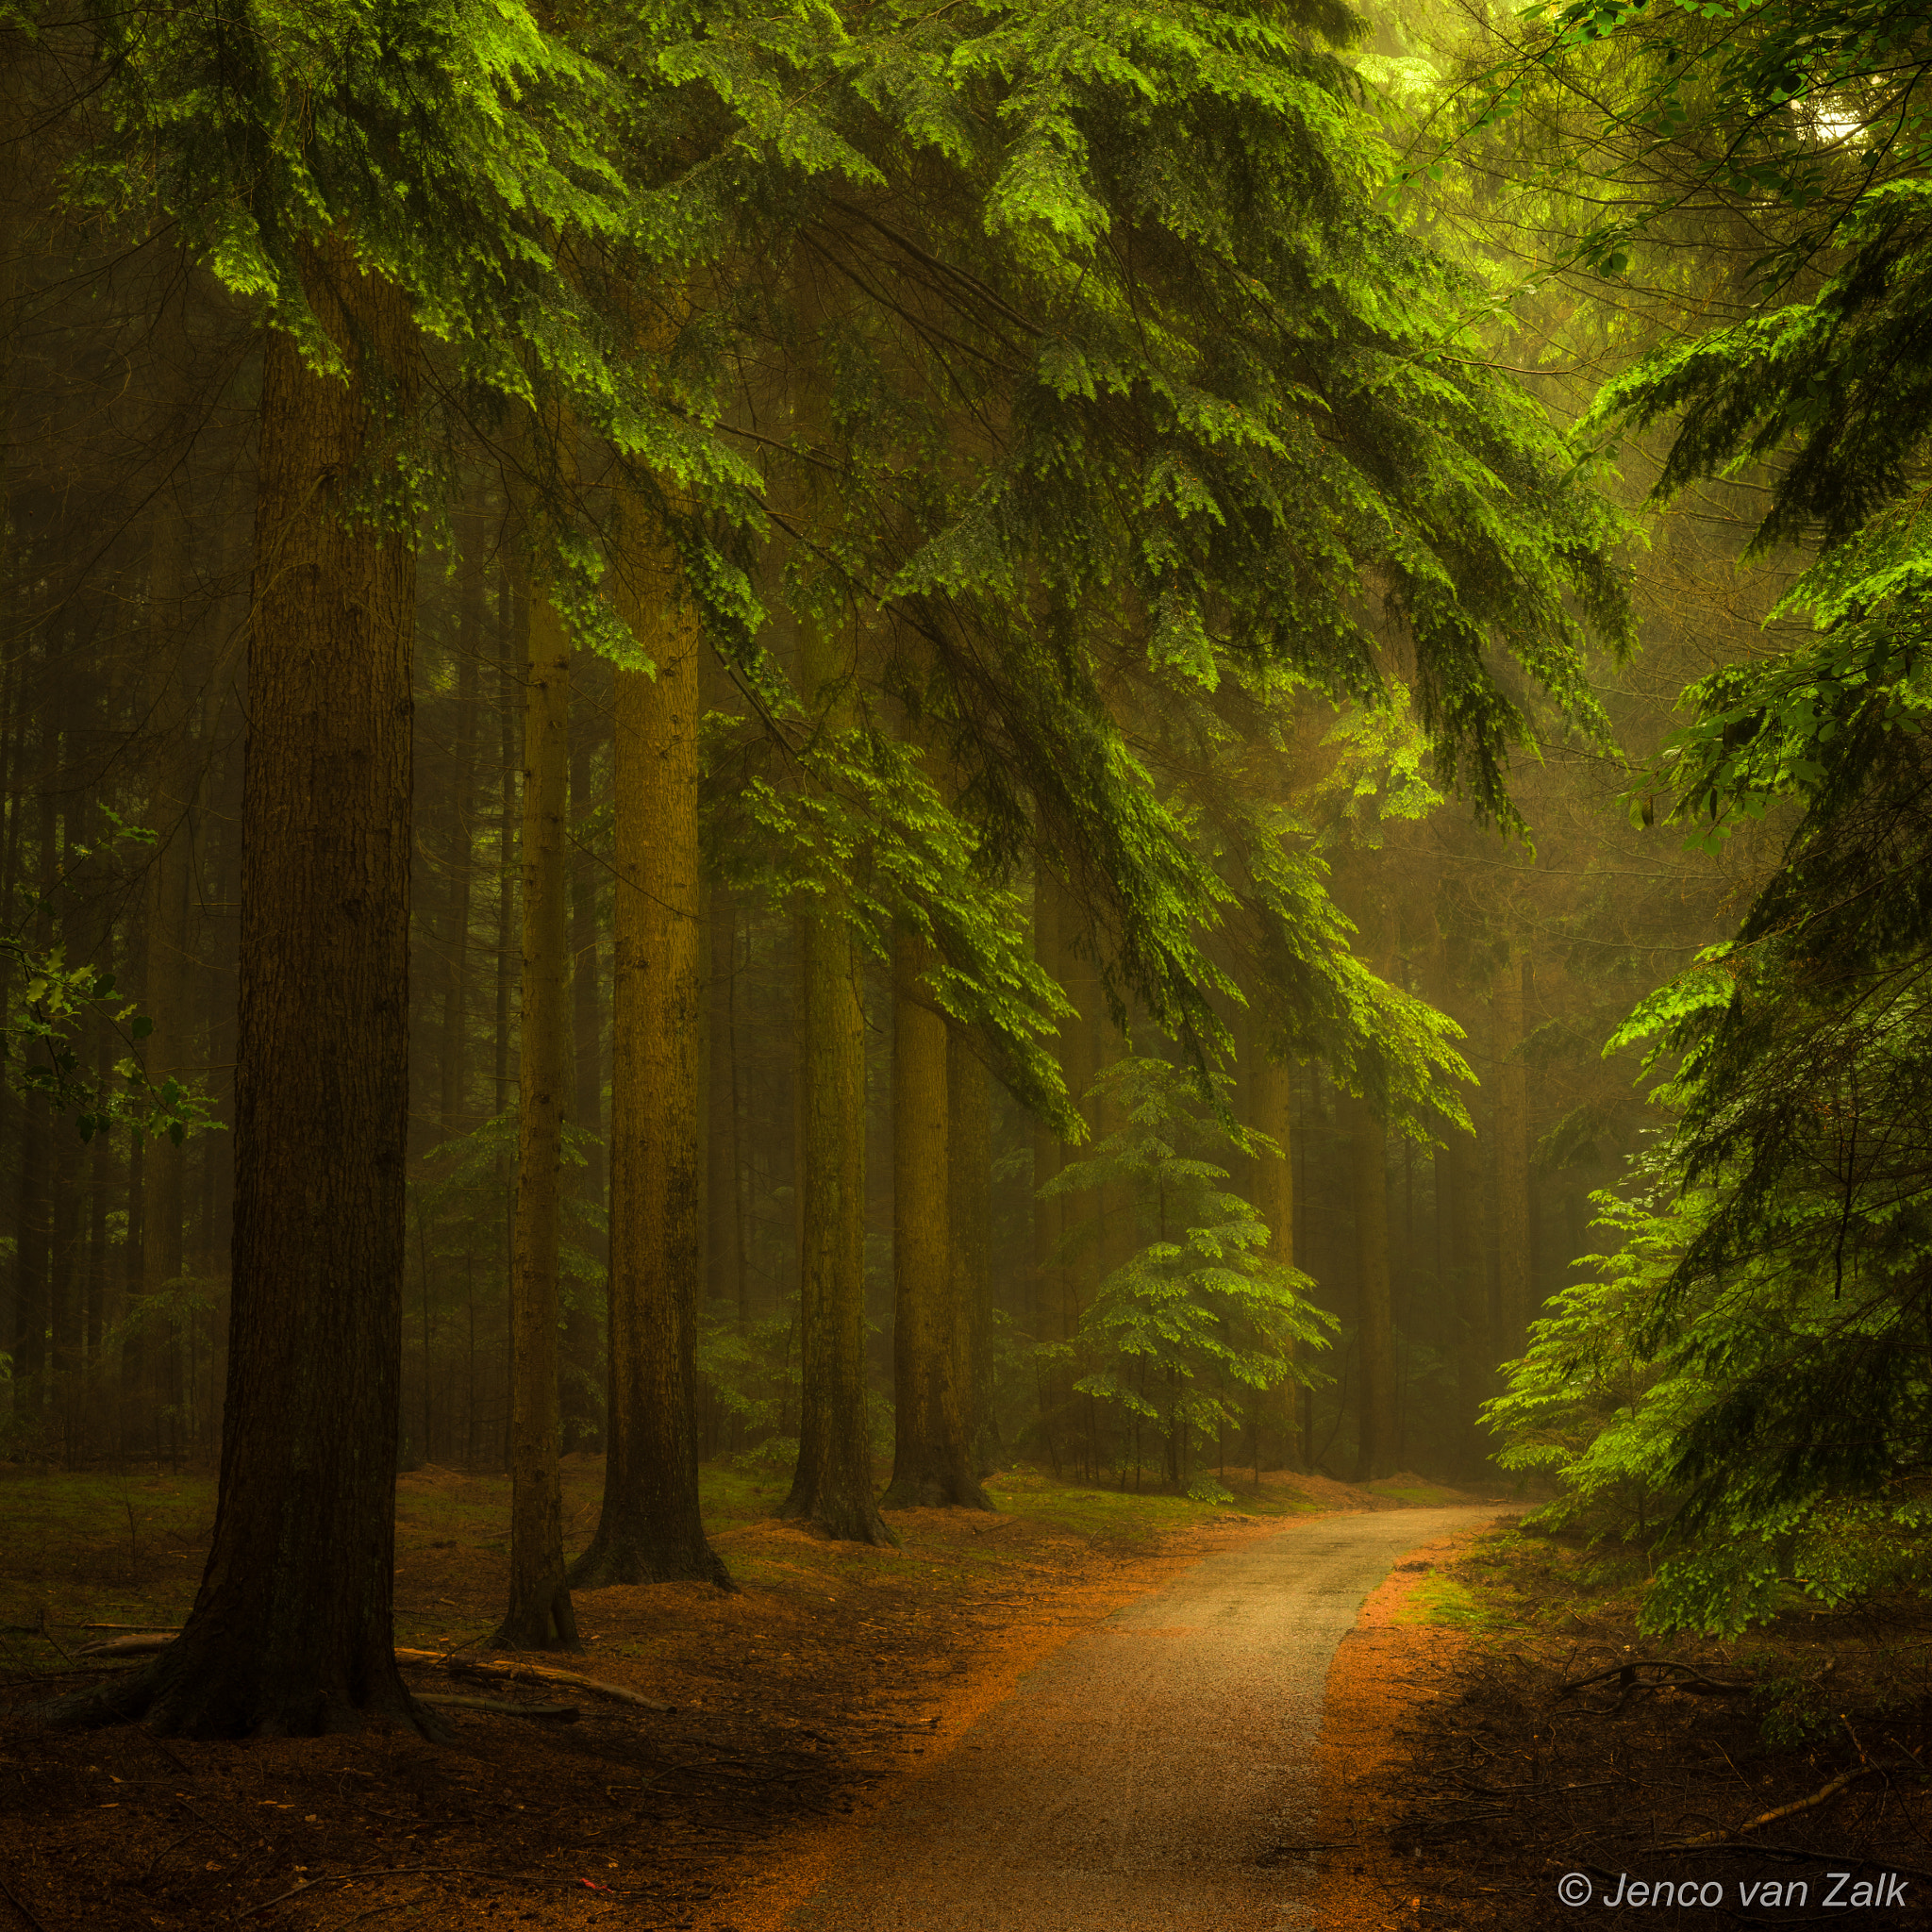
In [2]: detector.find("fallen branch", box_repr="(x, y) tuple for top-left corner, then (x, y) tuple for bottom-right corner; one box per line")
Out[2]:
(236, 1867), (630, 1919)
(0, 1868), (48, 1932)
(63, 1634), (672, 1710)
(414, 1693), (578, 1722)
(1558, 1659), (1754, 1699)
(392, 1650), (675, 1711)
(1667, 1767), (1879, 1846)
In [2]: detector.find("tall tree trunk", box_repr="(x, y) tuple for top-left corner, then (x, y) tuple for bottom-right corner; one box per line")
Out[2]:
(1493, 954), (1531, 1357)
(1349, 1095), (1396, 1482)
(777, 618), (893, 1547)
(571, 518), (728, 1588)
(706, 883), (745, 1324)
(438, 526), (482, 1141)
(493, 569), (520, 1467)
(13, 778), (55, 1410)
(561, 662), (604, 1452)
(493, 563), (578, 1651)
(1249, 1049), (1296, 1470)
(1029, 862), (1063, 1444)
(1058, 908), (1101, 1477)
(949, 1027), (995, 1474)
(882, 930), (990, 1509)
(48, 239), (430, 1737)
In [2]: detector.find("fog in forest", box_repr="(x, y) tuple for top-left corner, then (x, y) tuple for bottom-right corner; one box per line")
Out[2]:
(0, 7), (1927, 1905)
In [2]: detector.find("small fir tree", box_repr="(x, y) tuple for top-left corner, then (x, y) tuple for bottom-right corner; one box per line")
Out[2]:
(1040, 1057), (1332, 1500)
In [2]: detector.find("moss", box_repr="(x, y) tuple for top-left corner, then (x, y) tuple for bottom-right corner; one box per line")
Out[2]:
(1392, 1573), (1507, 1630)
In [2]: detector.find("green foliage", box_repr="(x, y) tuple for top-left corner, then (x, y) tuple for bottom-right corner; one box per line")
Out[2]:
(1488, 1168), (1932, 1636)
(1407, 0), (1932, 285)
(3, 814), (219, 1146)
(1040, 1057), (1333, 1476)
(650, 0), (1627, 1103)
(732, 713), (1080, 1134)
(697, 1298), (799, 1455)
(1427, 0), (1932, 1642)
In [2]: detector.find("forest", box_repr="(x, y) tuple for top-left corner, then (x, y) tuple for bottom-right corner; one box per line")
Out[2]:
(1, 0), (1930, 1920)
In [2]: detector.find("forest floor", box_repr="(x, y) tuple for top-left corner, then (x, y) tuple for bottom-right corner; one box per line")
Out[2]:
(1324, 1522), (1932, 1927)
(0, 1454), (1478, 1931)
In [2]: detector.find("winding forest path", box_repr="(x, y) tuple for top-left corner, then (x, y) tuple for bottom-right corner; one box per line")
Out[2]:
(761, 1506), (1499, 1932)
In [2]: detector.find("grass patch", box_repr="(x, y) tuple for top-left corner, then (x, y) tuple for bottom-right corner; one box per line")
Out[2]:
(1391, 1572), (1507, 1630)
(983, 1466), (1320, 1545)
(1371, 1480), (1470, 1507)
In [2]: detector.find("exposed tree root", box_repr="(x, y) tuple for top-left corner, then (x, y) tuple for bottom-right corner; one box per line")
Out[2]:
(392, 1649), (675, 1710)
(413, 1693), (578, 1721)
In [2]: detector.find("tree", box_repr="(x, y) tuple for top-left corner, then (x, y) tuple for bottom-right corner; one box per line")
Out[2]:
(40, 0), (636, 1734)
(494, 545), (579, 1651)
(53, 237), (427, 1735)
(882, 927), (990, 1509)
(774, 613), (896, 1547)
(572, 508), (730, 1589)
(1041, 1056), (1332, 1495)
(1461, 0), (1932, 1629)
(1346, 1092), (1395, 1482)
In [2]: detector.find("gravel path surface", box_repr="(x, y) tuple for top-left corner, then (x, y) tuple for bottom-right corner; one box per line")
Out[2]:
(782, 1506), (1500, 1932)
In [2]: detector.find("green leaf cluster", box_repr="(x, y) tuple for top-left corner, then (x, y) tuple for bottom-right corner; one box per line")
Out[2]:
(1040, 1056), (1334, 1462)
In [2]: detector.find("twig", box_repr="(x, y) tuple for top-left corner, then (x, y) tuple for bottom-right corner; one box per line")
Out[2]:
(1666, 1766), (1878, 1846)
(31, 1612), (73, 1668)
(61, 1636), (674, 1711)
(236, 1866), (638, 1918)
(1558, 1658), (1754, 1698)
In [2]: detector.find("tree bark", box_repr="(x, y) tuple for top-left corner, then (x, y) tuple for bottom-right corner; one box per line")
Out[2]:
(44, 237), (430, 1737)
(1249, 1048), (1296, 1469)
(1349, 1095), (1396, 1483)
(571, 514), (728, 1588)
(1493, 954), (1531, 1357)
(706, 884), (745, 1324)
(882, 930), (990, 1509)
(1035, 861), (1066, 1437)
(437, 523), (482, 1142)
(1444, 1120), (1490, 1474)
(561, 658), (604, 1452)
(777, 618), (894, 1546)
(949, 1027), (996, 1474)
(492, 563), (578, 1652)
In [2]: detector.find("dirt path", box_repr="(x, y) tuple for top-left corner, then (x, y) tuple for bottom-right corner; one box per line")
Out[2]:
(724, 1506), (1501, 1932)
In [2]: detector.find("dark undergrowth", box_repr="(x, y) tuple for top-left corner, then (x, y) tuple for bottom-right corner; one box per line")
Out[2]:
(1369, 1526), (1932, 1926)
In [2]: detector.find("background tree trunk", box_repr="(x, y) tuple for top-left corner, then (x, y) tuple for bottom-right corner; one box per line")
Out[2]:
(707, 883), (745, 1325)
(1029, 863), (1064, 1457)
(777, 615), (893, 1547)
(949, 1027), (995, 1475)
(438, 524), (482, 1143)
(1350, 1094), (1396, 1483)
(572, 520), (727, 1588)
(1493, 954), (1531, 1357)
(562, 659), (605, 1453)
(493, 562), (577, 1652)
(883, 929), (989, 1509)
(1249, 1049), (1296, 1472)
